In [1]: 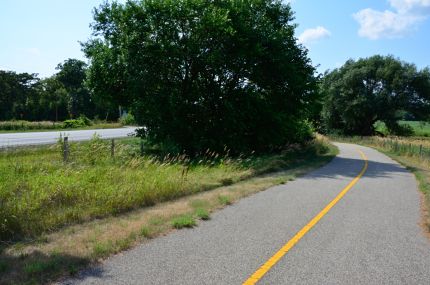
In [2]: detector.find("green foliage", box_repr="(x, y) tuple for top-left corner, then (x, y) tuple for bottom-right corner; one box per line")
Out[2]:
(24, 260), (59, 276)
(62, 115), (92, 129)
(140, 226), (152, 238)
(92, 242), (112, 259)
(386, 122), (414, 137)
(39, 76), (69, 121)
(400, 121), (430, 137)
(62, 120), (84, 128)
(119, 113), (136, 125)
(0, 59), (119, 122)
(84, 0), (317, 154)
(171, 214), (196, 229)
(0, 121), (63, 131)
(218, 195), (232, 205)
(321, 56), (430, 136)
(56, 59), (94, 119)
(195, 208), (210, 220)
(0, 71), (41, 121)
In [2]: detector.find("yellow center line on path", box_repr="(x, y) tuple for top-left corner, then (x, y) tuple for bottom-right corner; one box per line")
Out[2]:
(243, 150), (369, 285)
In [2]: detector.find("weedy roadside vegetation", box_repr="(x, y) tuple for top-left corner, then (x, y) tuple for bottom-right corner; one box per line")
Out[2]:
(0, 118), (123, 133)
(195, 208), (210, 220)
(171, 214), (197, 229)
(0, 135), (337, 284)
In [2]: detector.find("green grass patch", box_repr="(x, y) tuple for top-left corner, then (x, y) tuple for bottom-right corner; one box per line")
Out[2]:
(218, 195), (232, 205)
(171, 214), (197, 229)
(92, 242), (112, 259)
(24, 260), (59, 276)
(140, 226), (153, 238)
(195, 208), (210, 220)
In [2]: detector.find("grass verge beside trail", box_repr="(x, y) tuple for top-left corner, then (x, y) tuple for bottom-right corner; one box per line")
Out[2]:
(331, 136), (430, 235)
(0, 136), (337, 284)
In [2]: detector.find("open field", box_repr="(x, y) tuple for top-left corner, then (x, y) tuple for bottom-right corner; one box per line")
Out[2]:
(401, 121), (430, 137)
(0, 136), (337, 284)
(374, 120), (430, 137)
(330, 135), (430, 233)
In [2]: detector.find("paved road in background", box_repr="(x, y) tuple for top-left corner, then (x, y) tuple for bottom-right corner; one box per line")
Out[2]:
(64, 143), (430, 285)
(0, 127), (137, 148)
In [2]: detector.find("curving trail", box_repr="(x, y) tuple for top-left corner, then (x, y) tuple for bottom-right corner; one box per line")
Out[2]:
(64, 143), (430, 285)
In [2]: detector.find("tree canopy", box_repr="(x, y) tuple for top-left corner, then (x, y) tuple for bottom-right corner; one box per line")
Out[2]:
(321, 55), (430, 136)
(0, 58), (120, 122)
(56, 59), (93, 118)
(0, 71), (40, 121)
(84, 0), (318, 153)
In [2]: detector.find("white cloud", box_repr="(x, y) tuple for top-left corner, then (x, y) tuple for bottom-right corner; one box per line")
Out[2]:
(354, 9), (423, 39)
(298, 26), (331, 45)
(389, 0), (430, 13)
(354, 0), (430, 39)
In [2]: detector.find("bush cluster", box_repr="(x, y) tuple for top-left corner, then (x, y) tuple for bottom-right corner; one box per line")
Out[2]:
(62, 116), (92, 129)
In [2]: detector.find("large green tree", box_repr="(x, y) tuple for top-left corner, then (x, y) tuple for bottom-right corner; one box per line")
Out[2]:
(321, 55), (430, 135)
(84, 0), (318, 153)
(0, 71), (40, 121)
(56, 59), (93, 118)
(38, 77), (69, 121)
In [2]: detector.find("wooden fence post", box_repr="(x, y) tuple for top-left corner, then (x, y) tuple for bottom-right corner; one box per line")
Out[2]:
(111, 139), (115, 157)
(140, 139), (144, 156)
(419, 145), (423, 158)
(63, 137), (69, 162)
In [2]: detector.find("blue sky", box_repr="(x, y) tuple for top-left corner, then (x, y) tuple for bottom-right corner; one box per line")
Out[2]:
(1, 0), (429, 78)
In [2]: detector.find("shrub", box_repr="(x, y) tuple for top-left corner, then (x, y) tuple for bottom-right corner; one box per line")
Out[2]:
(62, 116), (92, 129)
(62, 119), (84, 129)
(119, 113), (136, 125)
(389, 123), (414, 136)
(171, 214), (196, 229)
(78, 115), (92, 126)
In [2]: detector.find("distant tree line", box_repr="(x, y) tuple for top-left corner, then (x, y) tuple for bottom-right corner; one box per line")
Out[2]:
(0, 59), (118, 122)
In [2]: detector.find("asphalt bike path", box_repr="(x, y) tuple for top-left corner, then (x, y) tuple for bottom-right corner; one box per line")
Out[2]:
(64, 143), (430, 284)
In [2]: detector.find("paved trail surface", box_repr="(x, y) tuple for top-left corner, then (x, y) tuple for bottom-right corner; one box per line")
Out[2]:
(0, 127), (136, 147)
(64, 143), (430, 285)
